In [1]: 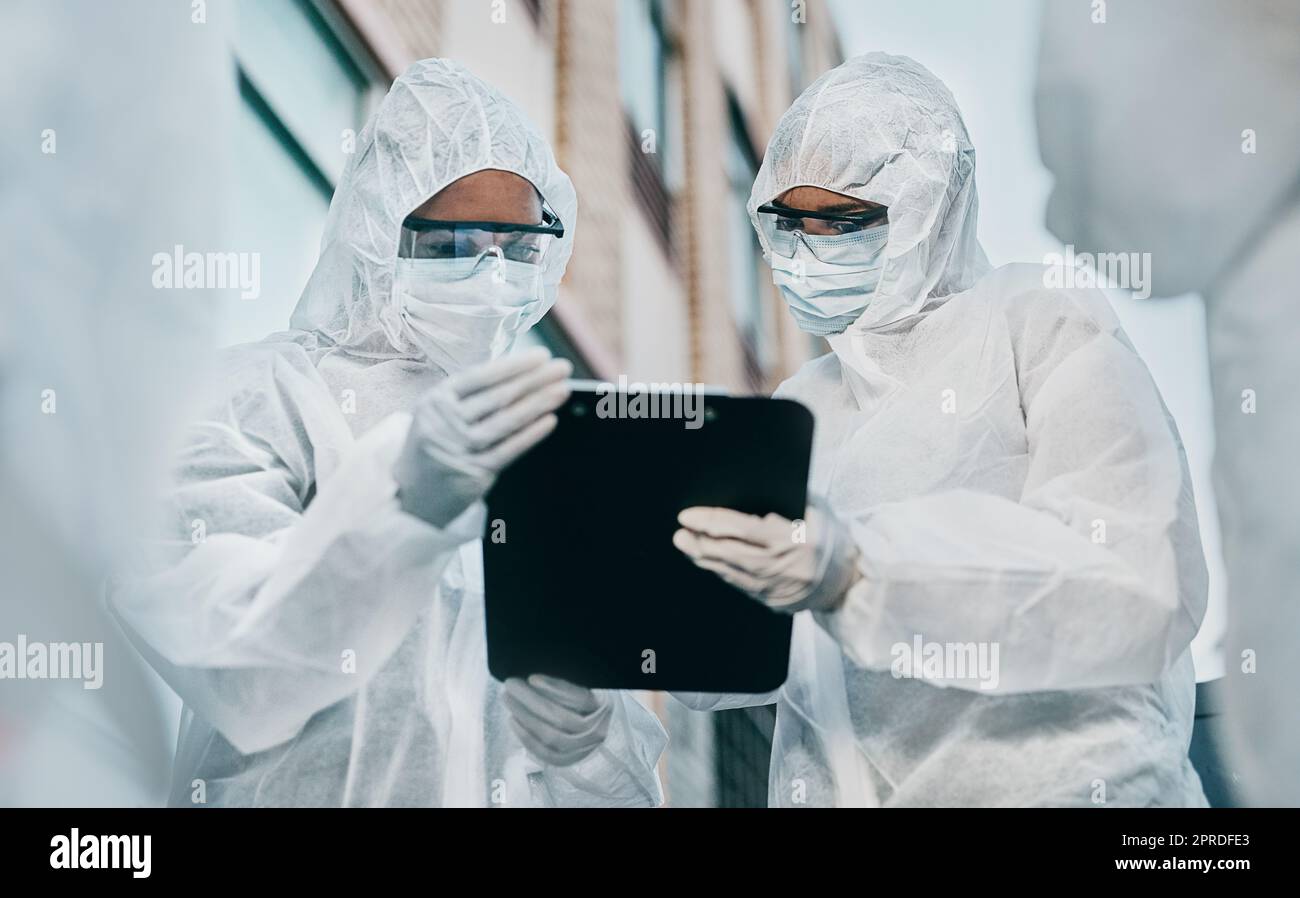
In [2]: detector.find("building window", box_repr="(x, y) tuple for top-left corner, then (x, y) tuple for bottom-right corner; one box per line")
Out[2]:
(224, 0), (381, 346)
(725, 95), (771, 388)
(619, 0), (668, 170)
(620, 0), (676, 254)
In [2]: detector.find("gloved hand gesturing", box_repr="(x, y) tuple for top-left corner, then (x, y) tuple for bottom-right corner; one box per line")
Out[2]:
(394, 347), (571, 528)
(504, 675), (613, 767)
(672, 499), (861, 613)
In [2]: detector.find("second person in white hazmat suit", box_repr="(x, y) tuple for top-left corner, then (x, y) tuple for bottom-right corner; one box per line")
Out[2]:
(109, 59), (666, 807)
(674, 54), (1210, 806)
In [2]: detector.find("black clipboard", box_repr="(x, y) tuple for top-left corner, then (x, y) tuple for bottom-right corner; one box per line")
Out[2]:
(483, 384), (813, 692)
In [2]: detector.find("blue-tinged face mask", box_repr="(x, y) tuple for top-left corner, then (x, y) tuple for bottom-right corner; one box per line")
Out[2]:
(768, 225), (889, 335)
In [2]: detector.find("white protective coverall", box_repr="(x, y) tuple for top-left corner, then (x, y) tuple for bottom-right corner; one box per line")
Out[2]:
(682, 54), (1210, 807)
(109, 59), (666, 807)
(1036, 0), (1300, 806)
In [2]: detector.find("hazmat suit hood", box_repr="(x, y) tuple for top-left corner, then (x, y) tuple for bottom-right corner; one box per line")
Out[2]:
(289, 58), (577, 360)
(749, 53), (990, 335)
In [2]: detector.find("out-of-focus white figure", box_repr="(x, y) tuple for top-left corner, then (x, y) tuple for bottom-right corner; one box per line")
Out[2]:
(676, 53), (1210, 807)
(0, 0), (231, 806)
(1035, 0), (1300, 806)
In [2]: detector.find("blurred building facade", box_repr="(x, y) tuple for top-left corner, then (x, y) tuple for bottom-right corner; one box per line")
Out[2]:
(229, 0), (842, 807)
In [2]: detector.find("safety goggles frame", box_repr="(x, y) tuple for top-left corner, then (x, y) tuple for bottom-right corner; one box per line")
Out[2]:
(756, 201), (889, 262)
(755, 201), (889, 233)
(398, 202), (565, 262)
(402, 203), (565, 238)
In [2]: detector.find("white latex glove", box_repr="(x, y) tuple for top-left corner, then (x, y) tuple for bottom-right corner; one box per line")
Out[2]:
(393, 348), (571, 528)
(673, 499), (861, 613)
(503, 675), (614, 767)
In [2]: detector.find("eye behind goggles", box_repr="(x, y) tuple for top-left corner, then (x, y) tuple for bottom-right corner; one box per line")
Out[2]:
(756, 201), (889, 260)
(399, 203), (565, 262)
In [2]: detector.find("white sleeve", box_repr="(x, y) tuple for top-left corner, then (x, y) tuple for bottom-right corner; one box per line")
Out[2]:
(111, 411), (482, 754)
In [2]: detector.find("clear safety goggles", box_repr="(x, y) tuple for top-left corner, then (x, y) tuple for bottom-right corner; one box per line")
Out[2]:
(398, 202), (565, 264)
(756, 201), (889, 261)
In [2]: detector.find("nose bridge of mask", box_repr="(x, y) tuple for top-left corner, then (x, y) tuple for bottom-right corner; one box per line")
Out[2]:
(449, 244), (509, 281)
(477, 245), (520, 287)
(793, 223), (889, 265)
(770, 229), (888, 283)
(396, 247), (542, 295)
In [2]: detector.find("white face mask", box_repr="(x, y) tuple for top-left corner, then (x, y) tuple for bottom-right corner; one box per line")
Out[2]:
(769, 225), (889, 336)
(394, 250), (547, 372)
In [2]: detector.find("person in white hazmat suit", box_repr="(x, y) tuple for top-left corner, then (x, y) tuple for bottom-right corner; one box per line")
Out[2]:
(672, 54), (1210, 807)
(109, 59), (666, 807)
(1035, 0), (1300, 806)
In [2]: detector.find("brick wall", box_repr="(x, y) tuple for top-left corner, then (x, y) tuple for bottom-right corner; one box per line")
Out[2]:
(554, 0), (628, 362)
